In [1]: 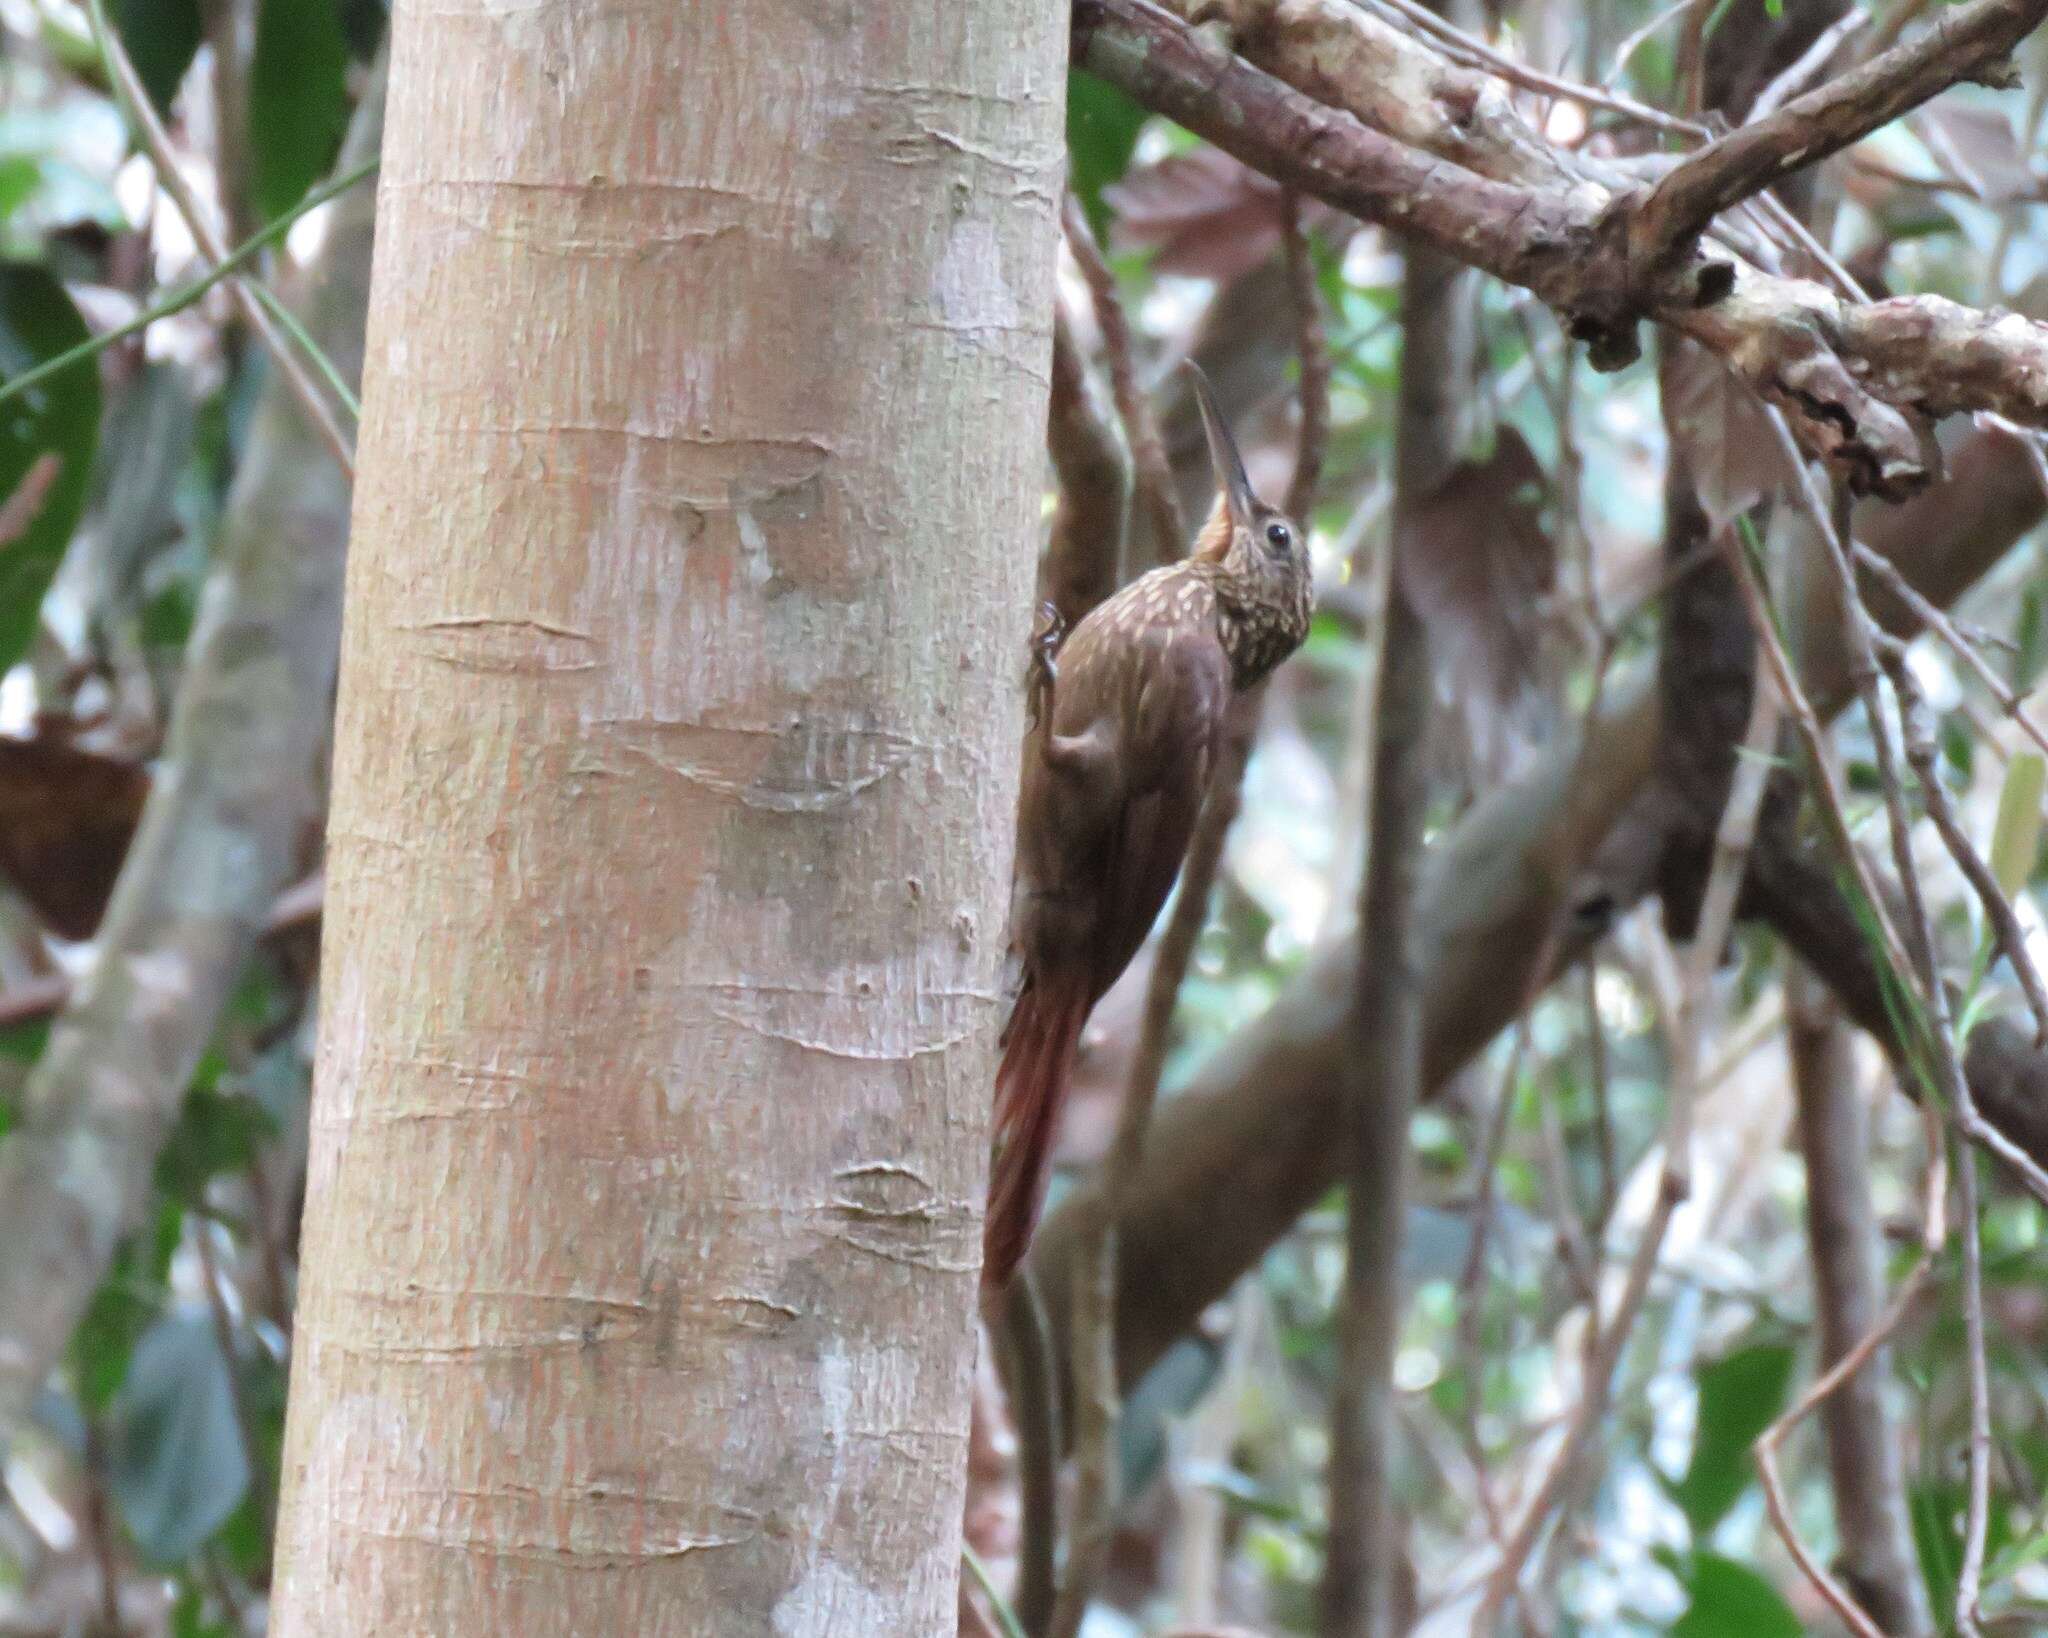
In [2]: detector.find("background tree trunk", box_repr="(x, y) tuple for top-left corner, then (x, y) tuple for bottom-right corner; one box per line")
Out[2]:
(267, 4), (1064, 1632)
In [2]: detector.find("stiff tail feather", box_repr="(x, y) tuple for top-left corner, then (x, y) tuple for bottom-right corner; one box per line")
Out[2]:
(983, 975), (1089, 1289)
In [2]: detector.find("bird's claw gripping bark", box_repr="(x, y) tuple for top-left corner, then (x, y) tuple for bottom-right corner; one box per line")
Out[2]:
(1025, 601), (1066, 732)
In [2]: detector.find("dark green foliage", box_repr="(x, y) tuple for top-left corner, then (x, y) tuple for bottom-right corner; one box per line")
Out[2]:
(249, 0), (350, 219)
(0, 265), (100, 668)
(1670, 1341), (1796, 1536)
(111, 0), (202, 114)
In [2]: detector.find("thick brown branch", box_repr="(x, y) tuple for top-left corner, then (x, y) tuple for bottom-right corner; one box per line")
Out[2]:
(1076, 0), (2048, 497)
(1071, 0), (1607, 319)
(1637, 0), (2048, 264)
(1046, 299), (1132, 626)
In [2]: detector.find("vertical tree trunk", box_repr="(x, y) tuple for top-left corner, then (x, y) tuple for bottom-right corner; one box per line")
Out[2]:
(268, 6), (1064, 1633)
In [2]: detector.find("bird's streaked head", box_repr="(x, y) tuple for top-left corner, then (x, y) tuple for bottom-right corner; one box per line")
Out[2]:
(1186, 363), (1314, 680)
(1188, 362), (1304, 575)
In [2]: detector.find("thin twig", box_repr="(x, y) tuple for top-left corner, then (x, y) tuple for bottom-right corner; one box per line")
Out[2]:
(1750, 10), (1871, 120)
(1637, 0), (2048, 265)
(1062, 190), (1184, 567)
(1766, 411), (2048, 1205)
(1853, 540), (2048, 763)
(1954, 1142), (1992, 1637)
(1603, 0), (1698, 89)
(1281, 189), (1331, 522)
(1585, 962), (1618, 1231)
(1755, 1258), (1940, 1638)
(1045, 295), (1133, 625)
(1047, 725), (1256, 1638)
(82, 0), (357, 476)
(1369, 0), (1704, 135)
(1477, 661), (1781, 1627)
(1768, 972), (1937, 1638)
(964, 1540), (1031, 1638)
(1720, 525), (1918, 988)
(0, 454), (61, 550)
(1886, 652), (2048, 1047)
(0, 160), (380, 413)
(999, 1274), (1061, 1635)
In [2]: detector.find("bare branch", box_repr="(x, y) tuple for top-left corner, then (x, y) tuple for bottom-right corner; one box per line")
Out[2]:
(1636, 0), (2047, 265)
(1076, 0), (2048, 496)
(1062, 192), (1185, 569)
(1774, 976), (1936, 1637)
(1320, 235), (1457, 1638)
(1479, 647), (1781, 1627)
(1280, 190), (1331, 521)
(84, 0), (357, 476)
(1045, 298), (1133, 626)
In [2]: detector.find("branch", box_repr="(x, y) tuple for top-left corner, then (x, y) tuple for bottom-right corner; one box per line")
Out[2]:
(1061, 192), (1185, 570)
(1636, 0), (2046, 265)
(1319, 237), (1454, 1638)
(1074, 0), (2048, 496)
(83, 0), (358, 476)
(0, 64), (384, 1453)
(1045, 298), (1132, 627)
(1778, 975), (1936, 1638)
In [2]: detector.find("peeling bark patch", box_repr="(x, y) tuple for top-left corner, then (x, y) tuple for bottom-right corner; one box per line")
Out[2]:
(405, 615), (599, 674)
(598, 717), (918, 812)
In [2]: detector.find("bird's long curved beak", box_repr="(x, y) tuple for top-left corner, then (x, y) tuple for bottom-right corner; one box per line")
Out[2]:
(1187, 361), (1257, 526)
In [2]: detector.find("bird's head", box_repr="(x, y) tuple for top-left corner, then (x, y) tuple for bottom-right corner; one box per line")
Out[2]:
(1186, 363), (1314, 674)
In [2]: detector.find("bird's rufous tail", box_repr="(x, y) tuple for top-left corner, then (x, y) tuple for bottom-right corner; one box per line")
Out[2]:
(983, 975), (1089, 1289)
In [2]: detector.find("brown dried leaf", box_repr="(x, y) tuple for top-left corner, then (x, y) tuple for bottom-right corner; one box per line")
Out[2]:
(1661, 337), (1799, 532)
(1914, 104), (2043, 203)
(0, 731), (149, 940)
(1104, 148), (1287, 281)
(1398, 423), (1557, 719)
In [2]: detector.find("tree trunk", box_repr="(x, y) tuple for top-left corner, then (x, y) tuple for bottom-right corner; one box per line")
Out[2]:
(267, 6), (1064, 1633)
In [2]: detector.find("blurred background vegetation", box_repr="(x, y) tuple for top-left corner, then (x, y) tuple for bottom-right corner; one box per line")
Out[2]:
(5, 0), (2048, 1632)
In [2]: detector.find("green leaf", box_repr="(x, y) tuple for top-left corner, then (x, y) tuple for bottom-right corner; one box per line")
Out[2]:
(69, 1200), (182, 1412)
(2016, 583), (2046, 691)
(0, 265), (101, 669)
(1067, 69), (1147, 240)
(106, 1307), (250, 1563)
(1668, 1550), (1802, 1637)
(111, 0), (202, 114)
(249, 0), (350, 219)
(1991, 753), (2046, 898)
(1670, 1342), (1796, 1537)
(155, 1089), (278, 1204)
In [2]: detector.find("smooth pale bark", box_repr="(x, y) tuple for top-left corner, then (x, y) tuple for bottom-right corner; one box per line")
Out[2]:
(268, 6), (1064, 1634)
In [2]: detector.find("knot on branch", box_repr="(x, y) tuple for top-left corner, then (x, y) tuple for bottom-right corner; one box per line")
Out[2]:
(1567, 196), (1739, 374)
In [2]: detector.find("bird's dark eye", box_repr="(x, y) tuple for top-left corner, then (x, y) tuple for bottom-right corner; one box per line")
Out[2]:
(1265, 521), (1292, 552)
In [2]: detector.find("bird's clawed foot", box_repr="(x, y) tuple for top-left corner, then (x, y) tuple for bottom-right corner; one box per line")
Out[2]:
(1025, 601), (1066, 732)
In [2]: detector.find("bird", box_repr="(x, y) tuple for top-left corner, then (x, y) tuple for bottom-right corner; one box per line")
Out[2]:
(983, 363), (1315, 1290)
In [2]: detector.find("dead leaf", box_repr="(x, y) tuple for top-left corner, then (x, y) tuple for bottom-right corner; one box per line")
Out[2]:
(1399, 422), (1558, 722)
(1660, 337), (1799, 532)
(1106, 148), (1312, 282)
(1914, 104), (2043, 203)
(0, 731), (149, 940)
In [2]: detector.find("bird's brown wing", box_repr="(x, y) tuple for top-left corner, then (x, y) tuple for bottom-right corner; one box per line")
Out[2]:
(1081, 617), (1231, 998)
